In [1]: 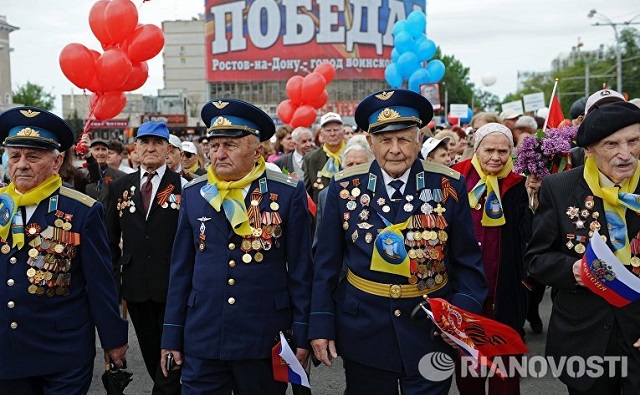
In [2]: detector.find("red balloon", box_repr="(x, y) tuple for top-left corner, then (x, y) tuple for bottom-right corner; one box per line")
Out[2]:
(290, 105), (317, 128)
(91, 91), (127, 121)
(285, 75), (304, 106)
(306, 90), (328, 109)
(59, 43), (96, 89)
(105, 0), (138, 44)
(96, 49), (132, 91)
(447, 113), (460, 126)
(314, 62), (336, 84)
(120, 62), (148, 91)
(301, 72), (326, 104)
(126, 24), (165, 63)
(89, 0), (114, 47)
(86, 50), (102, 92)
(277, 100), (296, 125)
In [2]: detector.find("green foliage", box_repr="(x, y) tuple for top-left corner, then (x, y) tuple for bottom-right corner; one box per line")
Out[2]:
(65, 110), (85, 140)
(12, 82), (55, 110)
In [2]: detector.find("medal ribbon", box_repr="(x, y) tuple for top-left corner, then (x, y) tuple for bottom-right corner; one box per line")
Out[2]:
(248, 189), (263, 228)
(441, 178), (458, 203)
(320, 141), (346, 178)
(584, 156), (640, 264)
(156, 184), (175, 206)
(468, 154), (513, 227)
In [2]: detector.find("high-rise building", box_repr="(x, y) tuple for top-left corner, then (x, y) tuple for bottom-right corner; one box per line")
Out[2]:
(0, 15), (19, 111)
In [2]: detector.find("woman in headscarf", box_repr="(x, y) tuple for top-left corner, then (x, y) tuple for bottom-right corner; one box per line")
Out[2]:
(452, 123), (534, 395)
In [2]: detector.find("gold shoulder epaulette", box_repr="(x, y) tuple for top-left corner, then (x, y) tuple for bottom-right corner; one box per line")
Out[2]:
(59, 186), (96, 207)
(421, 160), (461, 180)
(184, 174), (208, 189)
(335, 162), (369, 181)
(266, 170), (298, 187)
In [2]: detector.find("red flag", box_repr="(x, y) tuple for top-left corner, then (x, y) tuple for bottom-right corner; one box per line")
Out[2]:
(547, 93), (564, 129)
(306, 193), (317, 217)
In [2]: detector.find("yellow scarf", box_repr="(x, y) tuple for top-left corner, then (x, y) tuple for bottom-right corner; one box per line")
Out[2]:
(370, 218), (412, 278)
(187, 162), (200, 174)
(201, 157), (266, 236)
(583, 156), (640, 263)
(320, 141), (346, 178)
(0, 174), (62, 249)
(468, 154), (513, 227)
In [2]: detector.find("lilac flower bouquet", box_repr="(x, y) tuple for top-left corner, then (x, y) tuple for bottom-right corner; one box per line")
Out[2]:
(514, 125), (578, 178)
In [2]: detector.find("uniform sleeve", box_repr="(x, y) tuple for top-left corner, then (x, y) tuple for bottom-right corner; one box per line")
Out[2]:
(82, 202), (128, 349)
(525, 177), (578, 290)
(161, 188), (196, 351)
(308, 178), (344, 340)
(285, 181), (314, 349)
(446, 176), (488, 313)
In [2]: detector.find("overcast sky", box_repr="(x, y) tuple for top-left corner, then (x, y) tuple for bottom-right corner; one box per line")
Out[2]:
(2, 0), (639, 115)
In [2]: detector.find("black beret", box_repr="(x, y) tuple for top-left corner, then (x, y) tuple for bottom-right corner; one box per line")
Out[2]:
(577, 102), (640, 147)
(570, 97), (587, 120)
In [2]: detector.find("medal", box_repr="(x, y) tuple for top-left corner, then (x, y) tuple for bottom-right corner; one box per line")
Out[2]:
(360, 194), (371, 206)
(340, 189), (350, 199)
(251, 227), (262, 237)
(574, 244), (586, 254)
(346, 201), (357, 211)
(250, 199), (259, 207)
(584, 196), (594, 209)
(28, 248), (39, 258)
(54, 244), (64, 254)
(438, 230), (448, 242)
(251, 239), (261, 250)
(270, 193), (280, 211)
(409, 275), (418, 285)
(254, 252), (264, 262)
(365, 232), (373, 243)
(351, 180), (361, 198)
(413, 231), (422, 241)
(54, 218), (64, 228)
(404, 203), (413, 212)
(62, 222), (72, 231)
(129, 206), (136, 213)
(382, 205), (390, 213)
(242, 253), (252, 263)
(28, 284), (38, 294)
(199, 242), (205, 251)
(631, 256), (640, 267)
(1, 244), (9, 254)
(435, 274), (444, 284)
(343, 221), (349, 230)
(27, 268), (36, 278)
(351, 231), (358, 243)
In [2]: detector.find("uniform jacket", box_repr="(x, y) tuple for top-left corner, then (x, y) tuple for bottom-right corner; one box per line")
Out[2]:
(526, 167), (640, 391)
(0, 187), (127, 379)
(105, 167), (183, 303)
(161, 170), (313, 360)
(85, 165), (126, 203)
(303, 147), (330, 202)
(309, 160), (487, 375)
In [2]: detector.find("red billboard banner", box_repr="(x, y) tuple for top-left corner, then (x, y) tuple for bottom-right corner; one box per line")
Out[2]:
(205, 0), (425, 82)
(140, 114), (188, 126)
(86, 119), (129, 130)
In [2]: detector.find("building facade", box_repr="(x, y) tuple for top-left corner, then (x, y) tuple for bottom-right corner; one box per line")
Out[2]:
(0, 15), (19, 112)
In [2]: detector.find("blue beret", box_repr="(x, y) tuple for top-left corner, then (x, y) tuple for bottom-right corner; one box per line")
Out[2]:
(0, 107), (74, 151)
(355, 89), (433, 134)
(201, 99), (275, 142)
(136, 122), (170, 141)
(577, 102), (640, 147)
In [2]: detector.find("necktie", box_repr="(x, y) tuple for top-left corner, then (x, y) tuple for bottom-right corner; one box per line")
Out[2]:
(141, 172), (156, 214)
(389, 179), (404, 201)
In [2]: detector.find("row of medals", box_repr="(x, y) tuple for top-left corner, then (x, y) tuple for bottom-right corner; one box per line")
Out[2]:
(239, 199), (282, 264)
(566, 196), (602, 255)
(25, 217), (76, 297)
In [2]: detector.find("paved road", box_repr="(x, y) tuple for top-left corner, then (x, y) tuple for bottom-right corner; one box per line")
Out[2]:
(89, 289), (565, 394)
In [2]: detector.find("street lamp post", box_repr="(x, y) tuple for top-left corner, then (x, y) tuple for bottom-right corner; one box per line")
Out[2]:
(588, 9), (640, 93)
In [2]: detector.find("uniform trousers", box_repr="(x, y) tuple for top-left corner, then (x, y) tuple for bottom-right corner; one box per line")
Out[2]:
(0, 363), (92, 395)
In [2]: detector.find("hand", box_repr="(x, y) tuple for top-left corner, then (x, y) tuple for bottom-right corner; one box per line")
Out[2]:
(104, 344), (129, 368)
(434, 330), (459, 350)
(160, 349), (183, 377)
(80, 134), (92, 158)
(296, 348), (310, 369)
(573, 260), (585, 286)
(525, 175), (542, 211)
(311, 339), (337, 367)
(634, 339), (640, 349)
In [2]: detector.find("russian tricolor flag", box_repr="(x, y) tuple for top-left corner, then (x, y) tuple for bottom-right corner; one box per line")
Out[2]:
(581, 230), (640, 307)
(271, 331), (310, 388)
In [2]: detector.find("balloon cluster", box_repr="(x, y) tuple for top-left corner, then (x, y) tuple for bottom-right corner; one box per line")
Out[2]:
(59, 0), (164, 123)
(384, 11), (445, 93)
(277, 63), (336, 128)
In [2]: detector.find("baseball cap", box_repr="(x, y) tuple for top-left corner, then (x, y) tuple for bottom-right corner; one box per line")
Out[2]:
(499, 109), (521, 122)
(585, 89), (625, 115)
(136, 121), (170, 141)
(181, 141), (197, 154)
(320, 112), (343, 127)
(421, 137), (450, 159)
(168, 134), (182, 150)
(570, 97), (587, 119)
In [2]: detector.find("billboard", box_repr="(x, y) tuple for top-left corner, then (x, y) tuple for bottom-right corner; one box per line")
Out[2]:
(205, 0), (426, 82)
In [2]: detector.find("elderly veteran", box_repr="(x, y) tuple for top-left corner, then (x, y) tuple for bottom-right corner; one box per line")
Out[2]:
(526, 102), (640, 394)
(161, 99), (313, 395)
(452, 123), (533, 394)
(309, 90), (487, 394)
(0, 107), (128, 393)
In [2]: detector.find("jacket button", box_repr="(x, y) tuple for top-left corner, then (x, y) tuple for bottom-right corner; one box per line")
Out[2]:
(7, 279), (14, 286)
(394, 309), (401, 317)
(228, 297), (236, 305)
(228, 243), (235, 250)
(9, 257), (17, 264)
(228, 279), (235, 286)
(604, 323), (611, 330)
(7, 301), (15, 309)
(10, 322), (17, 329)
(229, 260), (236, 267)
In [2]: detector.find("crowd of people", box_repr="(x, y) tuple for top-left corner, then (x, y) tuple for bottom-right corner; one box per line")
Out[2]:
(0, 87), (639, 395)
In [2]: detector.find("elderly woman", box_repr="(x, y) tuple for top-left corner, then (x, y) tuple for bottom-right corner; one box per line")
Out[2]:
(452, 123), (533, 395)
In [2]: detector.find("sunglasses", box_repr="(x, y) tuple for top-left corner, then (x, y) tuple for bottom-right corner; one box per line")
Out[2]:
(184, 152), (194, 158)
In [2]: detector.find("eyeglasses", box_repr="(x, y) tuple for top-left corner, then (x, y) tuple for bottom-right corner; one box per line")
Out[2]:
(184, 152), (194, 158)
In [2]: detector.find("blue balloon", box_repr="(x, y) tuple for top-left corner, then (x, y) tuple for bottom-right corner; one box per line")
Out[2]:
(408, 68), (431, 93)
(393, 20), (408, 36)
(385, 63), (403, 88)
(397, 52), (420, 79)
(394, 31), (414, 54)
(391, 48), (400, 63)
(460, 107), (474, 124)
(414, 34), (427, 47)
(417, 39), (437, 62)
(426, 59), (446, 82)
(406, 11), (427, 38)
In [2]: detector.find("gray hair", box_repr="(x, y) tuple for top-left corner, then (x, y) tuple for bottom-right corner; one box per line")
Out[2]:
(514, 115), (538, 131)
(291, 127), (312, 142)
(342, 136), (374, 162)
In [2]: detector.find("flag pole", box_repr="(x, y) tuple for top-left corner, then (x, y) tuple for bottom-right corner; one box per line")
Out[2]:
(542, 79), (559, 131)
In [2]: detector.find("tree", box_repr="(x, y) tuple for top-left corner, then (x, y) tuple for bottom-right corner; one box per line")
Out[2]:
(12, 82), (55, 110)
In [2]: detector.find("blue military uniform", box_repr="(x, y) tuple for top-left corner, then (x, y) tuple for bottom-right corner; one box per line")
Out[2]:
(309, 90), (487, 393)
(161, 99), (313, 395)
(0, 107), (127, 393)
